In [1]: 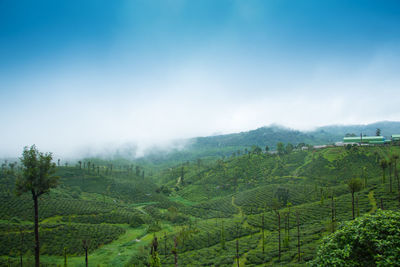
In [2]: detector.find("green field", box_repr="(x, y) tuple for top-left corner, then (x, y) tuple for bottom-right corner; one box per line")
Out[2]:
(1, 144), (400, 266)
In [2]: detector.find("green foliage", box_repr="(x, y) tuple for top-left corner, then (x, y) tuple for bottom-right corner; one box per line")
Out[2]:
(312, 210), (400, 266)
(16, 145), (59, 197)
(277, 142), (285, 155)
(347, 178), (363, 195)
(380, 159), (388, 184)
(0, 222), (125, 256)
(2, 144), (400, 266)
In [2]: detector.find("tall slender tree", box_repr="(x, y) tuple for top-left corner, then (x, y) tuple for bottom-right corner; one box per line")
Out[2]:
(393, 154), (400, 203)
(221, 220), (226, 249)
(261, 209), (265, 253)
(19, 227), (24, 267)
(149, 235), (161, 267)
(296, 211), (301, 262)
(380, 159), (388, 184)
(389, 159), (393, 193)
(277, 211), (281, 261)
(163, 232), (167, 256)
(82, 240), (89, 267)
(63, 247), (67, 267)
(235, 223), (240, 267)
(331, 193), (336, 232)
(16, 145), (59, 267)
(172, 236), (178, 267)
(347, 178), (363, 220)
(287, 202), (292, 248)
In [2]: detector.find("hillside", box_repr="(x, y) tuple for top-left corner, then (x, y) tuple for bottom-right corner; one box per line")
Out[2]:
(138, 121), (400, 167)
(2, 144), (400, 266)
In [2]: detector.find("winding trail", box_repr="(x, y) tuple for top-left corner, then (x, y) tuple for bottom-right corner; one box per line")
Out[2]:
(231, 195), (243, 218)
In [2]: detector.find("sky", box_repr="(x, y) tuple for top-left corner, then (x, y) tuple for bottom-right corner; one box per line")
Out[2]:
(1, 0), (400, 157)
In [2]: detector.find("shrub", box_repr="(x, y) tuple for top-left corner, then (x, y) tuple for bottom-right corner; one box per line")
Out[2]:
(312, 210), (400, 266)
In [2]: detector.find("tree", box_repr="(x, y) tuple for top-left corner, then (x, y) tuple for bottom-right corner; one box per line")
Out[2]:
(19, 227), (24, 267)
(331, 193), (336, 232)
(235, 223), (240, 267)
(393, 154), (400, 203)
(312, 210), (400, 266)
(277, 142), (285, 155)
(63, 247), (67, 267)
(276, 187), (290, 206)
(285, 143), (294, 154)
(220, 220), (226, 249)
(389, 159), (393, 193)
(149, 235), (161, 267)
(296, 211), (301, 262)
(15, 145), (59, 267)
(180, 166), (185, 185)
(376, 128), (381, 136)
(347, 178), (363, 220)
(361, 167), (367, 187)
(261, 211), (265, 253)
(380, 159), (388, 184)
(251, 145), (262, 155)
(82, 239), (90, 267)
(271, 198), (282, 261)
(265, 145), (269, 153)
(286, 202), (292, 246)
(172, 236), (178, 267)
(276, 211), (281, 261)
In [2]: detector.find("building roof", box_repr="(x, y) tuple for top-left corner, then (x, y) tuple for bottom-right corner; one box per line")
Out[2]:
(343, 136), (385, 143)
(369, 141), (385, 144)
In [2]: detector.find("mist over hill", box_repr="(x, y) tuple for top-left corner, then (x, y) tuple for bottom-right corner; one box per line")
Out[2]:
(137, 121), (400, 166)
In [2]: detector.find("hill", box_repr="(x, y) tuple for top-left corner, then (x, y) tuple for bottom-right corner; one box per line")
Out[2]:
(138, 121), (400, 167)
(2, 134), (400, 266)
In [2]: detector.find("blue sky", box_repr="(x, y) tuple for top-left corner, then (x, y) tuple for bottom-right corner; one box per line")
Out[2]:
(1, 0), (400, 156)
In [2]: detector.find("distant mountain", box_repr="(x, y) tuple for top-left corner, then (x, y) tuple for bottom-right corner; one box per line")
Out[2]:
(191, 125), (323, 149)
(138, 121), (400, 167)
(189, 121), (400, 150)
(314, 121), (400, 140)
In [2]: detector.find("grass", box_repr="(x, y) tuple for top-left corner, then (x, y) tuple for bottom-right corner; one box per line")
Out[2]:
(3, 145), (400, 266)
(40, 225), (148, 266)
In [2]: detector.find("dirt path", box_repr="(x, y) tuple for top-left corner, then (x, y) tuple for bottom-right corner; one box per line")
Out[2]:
(231, 195), (243, 217)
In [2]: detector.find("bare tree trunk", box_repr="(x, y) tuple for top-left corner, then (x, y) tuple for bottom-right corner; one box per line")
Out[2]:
(236, 238), (239, 267)
(64, 247), (67, 267)
(351, 192), (355, 220)
(82, 240), (89, 267)
(296, 212), (301, 262)
(33, 195), (40, 267)
(20, 228), (24, 267)
(262, 212), (265, 253)
(287, 207), (290, 246)
(85, 248), (88, 267)
(331, 194), (335, 232)
(278, 212), (281, 262)
(173, 236), (178, 267)
(356, 195), (359, 217)
(395, 161), (400, 204)
(389, 164), (393, 193)
(164, 233), (167, 256)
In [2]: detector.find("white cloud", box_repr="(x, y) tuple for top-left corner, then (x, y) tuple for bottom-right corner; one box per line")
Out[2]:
(1, 44), (400, 158)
